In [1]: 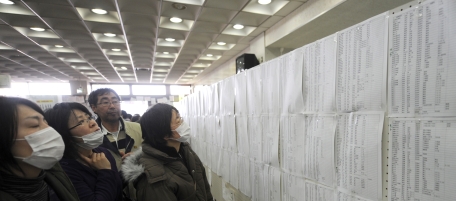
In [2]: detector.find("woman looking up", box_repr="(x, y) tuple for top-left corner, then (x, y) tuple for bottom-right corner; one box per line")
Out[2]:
(44, 103), (123, 201)
(0, 97), (79, 201)
(122, 103), (213, 201)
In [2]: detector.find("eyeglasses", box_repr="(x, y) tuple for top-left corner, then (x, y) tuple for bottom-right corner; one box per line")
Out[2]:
(69, 116), (94, 130)
(97, 100), (121, 107)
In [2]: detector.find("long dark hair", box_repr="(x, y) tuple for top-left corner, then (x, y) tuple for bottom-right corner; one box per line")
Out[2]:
(140, 103), (178, 147)
(44, 102), (93, 159)
(0, 96), (44, 174)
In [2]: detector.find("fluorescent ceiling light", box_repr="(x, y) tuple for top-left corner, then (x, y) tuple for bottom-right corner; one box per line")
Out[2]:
(258, 0), (271, 5)
(170, 17), (183, 23)
(233, 24), (244, 29)
(91, 9), (107, 15)
(30, 27), (45, 32)
(165, 38), (175, 42)
(55, 45), (64, 48)
(163, 52), (169, 54)
(112, 48), (121, 51)
(217, 42), (226, 46)
(0, 0), (14, 4)
(206, 54), (213, 57)
(121, 66), (127, 70)
(104, 33), (116, 37)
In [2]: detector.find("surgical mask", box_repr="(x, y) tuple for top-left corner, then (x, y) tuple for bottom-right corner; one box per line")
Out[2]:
(73, 129), (104, 150)
(14, 127), (65, 170)
(172, 121), (191, 142)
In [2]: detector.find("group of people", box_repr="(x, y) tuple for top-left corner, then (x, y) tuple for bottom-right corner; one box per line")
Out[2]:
(121, 111), (141, 123)
(0, 88), (213, 201)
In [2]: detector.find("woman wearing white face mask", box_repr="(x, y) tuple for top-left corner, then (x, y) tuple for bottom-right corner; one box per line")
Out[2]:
(44, 103), (123, 201)
(121, 103), (213, 201)
(0, 97), (79, 201)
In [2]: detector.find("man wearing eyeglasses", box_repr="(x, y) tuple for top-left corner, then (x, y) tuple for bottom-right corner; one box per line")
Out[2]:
(88, 88), (143, 169)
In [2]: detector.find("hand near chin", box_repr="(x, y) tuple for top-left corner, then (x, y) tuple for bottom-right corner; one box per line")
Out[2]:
(80, 152), (112, 170)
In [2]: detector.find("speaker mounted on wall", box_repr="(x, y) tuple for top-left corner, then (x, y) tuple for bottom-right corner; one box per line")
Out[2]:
(236, 53), (260, 74)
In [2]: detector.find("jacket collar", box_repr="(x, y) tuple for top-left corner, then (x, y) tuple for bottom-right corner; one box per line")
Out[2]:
(96, 117), (125, 133)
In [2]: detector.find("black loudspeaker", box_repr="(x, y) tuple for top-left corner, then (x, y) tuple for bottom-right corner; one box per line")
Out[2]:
(236, 54), (259, 74)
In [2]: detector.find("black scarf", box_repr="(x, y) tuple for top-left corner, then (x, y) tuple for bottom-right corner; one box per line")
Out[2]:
(0, 170), (49, 201)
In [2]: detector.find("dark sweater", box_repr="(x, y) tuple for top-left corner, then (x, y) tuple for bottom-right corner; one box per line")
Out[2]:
(59, 147), (123, 201)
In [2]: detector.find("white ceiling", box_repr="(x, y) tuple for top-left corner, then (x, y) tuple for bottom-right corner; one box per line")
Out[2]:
(0, 0), (307, 84)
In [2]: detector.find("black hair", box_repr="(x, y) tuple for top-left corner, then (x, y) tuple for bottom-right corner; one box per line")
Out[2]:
(44, 102), (93, 160)
(140, 103), (178, 147)
(121, 110), (128, 119)
(88, 88), (121, 109)
(0, 96), (44, 174)
(127, 114), (132, 119)
(131, 114), (140, 122)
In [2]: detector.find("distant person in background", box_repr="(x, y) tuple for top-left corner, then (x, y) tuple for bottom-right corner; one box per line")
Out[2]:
(44, 103), (123, 201)
(0, 97), (79, 201)
(122, 103), (212, 201)
(126, 114), (132, 122)
(131, 114), (141, 123)
(121, 110), (130, 122)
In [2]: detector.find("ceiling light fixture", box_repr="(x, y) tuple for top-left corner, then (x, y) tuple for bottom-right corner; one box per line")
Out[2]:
(0, 0), (14, 4)
(165, 38), (175, 42)
(30, 27), (45, 32)
(112, 48), (121, 51)
(55, 45), (64, 48)
(206, 54), (213, 57)
(217, 42), (226, 46)
(121, 66), (128, 70)
(233, 24), (244, 29)
(91, 8), (107, 15)
(258, 0), (272, 5)
(172, 3), (187, 10)
(163, 52), (169, 54)
(104, 33), (116, 37)
(170, 17), (183, 23)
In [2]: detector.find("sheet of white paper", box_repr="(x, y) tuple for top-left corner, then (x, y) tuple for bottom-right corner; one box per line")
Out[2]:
(262, 60), (281, 115)
(304, 181), (335, 201)
(336, 112), (384, 201)
(264, 165), (281, 201)
(303, 34), (337, 112)
(336, 12), (388, 112)
(388, 0), (456, 117)
(221, 115), (236, 151)
(280, 114), (306, 176)
(250, 161), (265, 201)
(248, 116), (263, 162)
(229, 151), (238, 189)
(136, 96), (144, 101)
(206, 167), (212, 186)
(388, 118), (456, 200)
(236, 116), (250, 156)
(150, 98), (156, 103)
(281, 173), (306, 201)
(219, 149), (230, 180)
(336, 189), (372, 201)
(262, 115), (280, 168)
(234, 72), (248, 115)
(246, 67), (263, 115)
(280, 49), (305, 114)
(304, 114), (336, 187)
(144, 96), (151, 101)
(237, 155), (251, 197)
(220, 76), (235, 116)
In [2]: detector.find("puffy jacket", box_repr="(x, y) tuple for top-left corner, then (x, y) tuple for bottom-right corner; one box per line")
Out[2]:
(122, 142), (213, 201)
(0, 163), (80, 201)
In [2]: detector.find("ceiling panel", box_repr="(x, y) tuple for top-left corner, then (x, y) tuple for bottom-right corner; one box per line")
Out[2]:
(0, 0), (304, 83)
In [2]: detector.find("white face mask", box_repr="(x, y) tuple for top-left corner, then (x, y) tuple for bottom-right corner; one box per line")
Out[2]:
(14, 127), (65, 170)
(73, 129), (104, 150)
(172, 121), (191, 142)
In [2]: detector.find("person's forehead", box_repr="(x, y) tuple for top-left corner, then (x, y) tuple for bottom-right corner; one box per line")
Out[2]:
(97, 92), (118, 100)
(17, 104), (41, 119)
